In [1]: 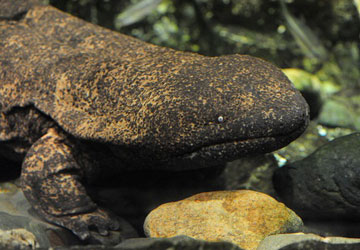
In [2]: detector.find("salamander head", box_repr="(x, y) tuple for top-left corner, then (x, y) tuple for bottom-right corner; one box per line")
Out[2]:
(120, 53), (309, 169)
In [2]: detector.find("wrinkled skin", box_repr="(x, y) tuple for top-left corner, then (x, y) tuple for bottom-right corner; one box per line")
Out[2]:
(0, 0), (309, 244)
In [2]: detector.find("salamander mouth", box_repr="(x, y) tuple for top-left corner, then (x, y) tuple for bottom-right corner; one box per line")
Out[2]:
(180, 137), (275, 163)
(111, 115), (308, 171)
(170, 122), (307, 170)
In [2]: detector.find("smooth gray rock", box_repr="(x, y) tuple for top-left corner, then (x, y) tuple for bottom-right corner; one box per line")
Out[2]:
(116, 236), (243, 250)
(280, 242), (360, 250)
(273, 133), (360, 220)
(258, 233), (360, 250)
(53, 236), (243, 250)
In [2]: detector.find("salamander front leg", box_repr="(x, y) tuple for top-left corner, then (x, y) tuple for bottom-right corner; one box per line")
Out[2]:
(20, 128), (123, 243)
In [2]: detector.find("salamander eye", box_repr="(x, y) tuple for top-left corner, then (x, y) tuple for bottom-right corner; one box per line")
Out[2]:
(217, 116), (224, 123)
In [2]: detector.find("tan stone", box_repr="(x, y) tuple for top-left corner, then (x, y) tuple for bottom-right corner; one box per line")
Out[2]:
(0, 228), (38, 249)
(144, 190), (303, 250)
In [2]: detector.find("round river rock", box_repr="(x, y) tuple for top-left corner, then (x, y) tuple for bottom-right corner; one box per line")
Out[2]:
(274, 133), (360, 220)
(144, 190), (303, 250)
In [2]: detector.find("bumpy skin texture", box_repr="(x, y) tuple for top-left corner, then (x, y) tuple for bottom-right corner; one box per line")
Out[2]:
(0, 0), (309, 243)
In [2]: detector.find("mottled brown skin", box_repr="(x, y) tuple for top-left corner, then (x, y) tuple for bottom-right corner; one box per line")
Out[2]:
(0, 0), (309, 243)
